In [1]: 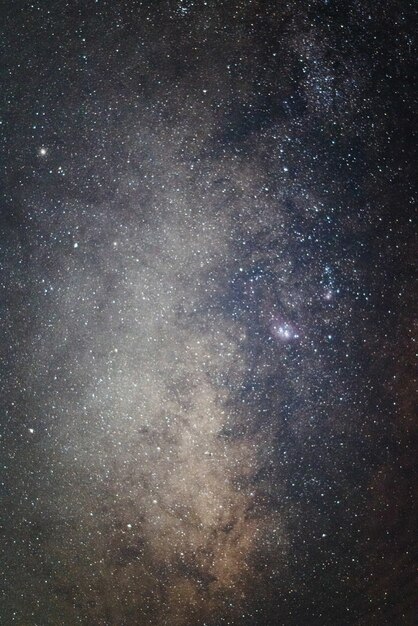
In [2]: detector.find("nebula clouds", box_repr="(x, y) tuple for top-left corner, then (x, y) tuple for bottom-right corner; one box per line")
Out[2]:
(12, 147), (290, 624)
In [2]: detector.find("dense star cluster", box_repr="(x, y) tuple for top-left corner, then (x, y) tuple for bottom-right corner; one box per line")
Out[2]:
(1, 1), (417, 625)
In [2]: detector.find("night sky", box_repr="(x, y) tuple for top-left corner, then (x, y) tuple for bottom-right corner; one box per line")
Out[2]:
(1, 1), (417, 625)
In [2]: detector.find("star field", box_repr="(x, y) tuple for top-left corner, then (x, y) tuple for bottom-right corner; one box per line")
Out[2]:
(1, 1), (417, 625)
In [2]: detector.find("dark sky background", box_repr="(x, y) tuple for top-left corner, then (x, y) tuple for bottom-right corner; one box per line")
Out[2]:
(1, 1), (417, 625)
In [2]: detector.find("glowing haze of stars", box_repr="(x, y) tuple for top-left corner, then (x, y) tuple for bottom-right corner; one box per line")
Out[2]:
(1, 2), (417, 626)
